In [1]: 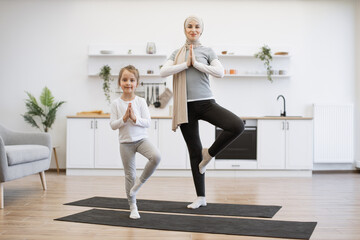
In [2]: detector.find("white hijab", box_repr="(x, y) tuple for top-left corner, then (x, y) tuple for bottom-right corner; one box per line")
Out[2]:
(183, 15), (204, 48)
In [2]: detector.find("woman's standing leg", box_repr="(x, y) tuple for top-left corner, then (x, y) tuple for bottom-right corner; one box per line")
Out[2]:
(180, 105), (207, 209)
(180, 120), (204, 196)
(120, 143), (140, 219)
(130, 139), (161, 197)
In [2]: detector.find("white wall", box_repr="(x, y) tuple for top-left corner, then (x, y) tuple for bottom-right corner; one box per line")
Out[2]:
(0, 0), (357, 169)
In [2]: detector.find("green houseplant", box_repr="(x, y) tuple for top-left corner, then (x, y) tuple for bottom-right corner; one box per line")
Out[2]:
(254, 45), (273, 82)
(99, 65), (114, 104)
(22, 87), (65, 132)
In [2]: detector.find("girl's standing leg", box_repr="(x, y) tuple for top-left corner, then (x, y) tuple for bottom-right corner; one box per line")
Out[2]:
(130, 139), (161, 196)
(120, 143), (140, 219)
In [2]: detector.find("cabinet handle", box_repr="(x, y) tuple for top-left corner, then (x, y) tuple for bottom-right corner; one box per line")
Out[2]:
(95, 120), (98, 129)
(232, 164), (240, 167)
(286, 122), (289, 130)
(154, 121), (157, 130)
(91, 120), (93, 129)
(282, 121), (285, 130)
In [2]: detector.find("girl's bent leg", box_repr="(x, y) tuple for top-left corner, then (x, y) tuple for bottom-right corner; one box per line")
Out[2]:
(130, 139), (161, 197)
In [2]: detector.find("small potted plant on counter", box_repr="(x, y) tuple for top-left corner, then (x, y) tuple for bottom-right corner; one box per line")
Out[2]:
(99, 65), (114, 104)
(254, 45), (273, 82)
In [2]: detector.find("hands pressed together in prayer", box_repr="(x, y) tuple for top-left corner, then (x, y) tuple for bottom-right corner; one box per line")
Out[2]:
(123, 103), (137, 123)
(186, 44), (197, 67)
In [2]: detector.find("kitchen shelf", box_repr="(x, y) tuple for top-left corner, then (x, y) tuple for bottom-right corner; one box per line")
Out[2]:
(89, 54), (167, 57)
(218, 54), (291, 58)
(218, 51), (291, 81)
(88, 45), (167, 79)
(224, 74), (291, 78)
(89, 73), (162, 78)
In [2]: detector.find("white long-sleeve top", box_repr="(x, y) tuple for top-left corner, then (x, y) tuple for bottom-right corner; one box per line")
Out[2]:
(160, 59), (224, 79)
(110, 96), (151, 143)
(159, 46), (224, 101)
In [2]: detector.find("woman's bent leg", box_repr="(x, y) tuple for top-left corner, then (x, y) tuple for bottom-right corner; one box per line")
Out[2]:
(202, 101), (244, 157)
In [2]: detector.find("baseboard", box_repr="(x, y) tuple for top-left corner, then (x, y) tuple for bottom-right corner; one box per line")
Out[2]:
(65, 169), (313, 177)
(313, 170), (360, 174)
(313, 163), (356, 171)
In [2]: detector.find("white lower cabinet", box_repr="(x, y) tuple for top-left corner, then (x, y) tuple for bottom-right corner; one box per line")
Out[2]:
(158, 119), (187, 169)
(66, 117), (313, 174)
(257, 120), (313, 170)
(66, 118), (122, 169)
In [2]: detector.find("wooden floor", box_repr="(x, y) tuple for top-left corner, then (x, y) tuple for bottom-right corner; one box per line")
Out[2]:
(0, 172), (359, 240)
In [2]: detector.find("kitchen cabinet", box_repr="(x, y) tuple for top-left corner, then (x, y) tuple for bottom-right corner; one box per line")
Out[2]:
(158, 119), (187, 169)
(217, 54), (291, 80)
(130, 119), (187, 169)
(257, 119), (313, 169)
(67, 118), (188, 171)
(66, 118), (122, 169)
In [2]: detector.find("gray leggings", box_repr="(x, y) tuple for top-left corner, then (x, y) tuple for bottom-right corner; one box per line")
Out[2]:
(120, 138), (161, 204)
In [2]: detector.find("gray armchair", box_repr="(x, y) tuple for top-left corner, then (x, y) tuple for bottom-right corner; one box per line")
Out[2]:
(0, 123), (52, 208)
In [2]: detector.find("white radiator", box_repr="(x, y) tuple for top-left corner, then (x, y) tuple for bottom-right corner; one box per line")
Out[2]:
(313, 104), (354, 163)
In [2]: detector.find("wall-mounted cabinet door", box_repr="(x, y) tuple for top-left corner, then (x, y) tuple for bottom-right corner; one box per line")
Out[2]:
(94, 119), (123, 168)
(66, 118), (95, 168)
(257, 120), (286, 169)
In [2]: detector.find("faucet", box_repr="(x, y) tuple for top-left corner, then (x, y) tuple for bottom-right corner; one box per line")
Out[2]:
(277, 95), (286, 117)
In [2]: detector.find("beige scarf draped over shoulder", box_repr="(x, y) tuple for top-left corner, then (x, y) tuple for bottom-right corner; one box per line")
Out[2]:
(172, 46), (188, 132)
(172, 15), (203, 131)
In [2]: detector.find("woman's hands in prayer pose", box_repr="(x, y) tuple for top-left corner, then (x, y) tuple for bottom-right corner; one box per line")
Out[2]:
(186, 45), (196, 67)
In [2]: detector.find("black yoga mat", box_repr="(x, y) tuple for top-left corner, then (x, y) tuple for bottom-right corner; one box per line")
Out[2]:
(55, 209), (317, 239)
(65, 196), (281, 218)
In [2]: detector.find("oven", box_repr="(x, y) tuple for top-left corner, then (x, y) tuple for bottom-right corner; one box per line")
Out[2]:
(215, 120), (257, 160)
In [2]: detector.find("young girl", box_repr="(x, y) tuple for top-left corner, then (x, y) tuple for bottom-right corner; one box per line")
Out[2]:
(160, 16), (244, 209)
(110, 65), (161, 219)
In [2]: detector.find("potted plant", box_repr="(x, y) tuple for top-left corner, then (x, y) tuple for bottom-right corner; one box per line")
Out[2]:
(22, 87), (65, 132)
(99, 65), (114, 104)
(254, 45), (273, 82)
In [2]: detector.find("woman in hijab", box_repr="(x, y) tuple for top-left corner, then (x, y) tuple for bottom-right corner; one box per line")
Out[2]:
(160, 15), (244, 209)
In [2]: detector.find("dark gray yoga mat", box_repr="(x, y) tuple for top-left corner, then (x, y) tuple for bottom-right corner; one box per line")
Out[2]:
(65, 196), (281, 218)
(55, 209), (317, 239)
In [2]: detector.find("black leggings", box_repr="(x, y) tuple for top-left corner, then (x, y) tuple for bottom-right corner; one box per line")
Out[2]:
(180, 99), (244, 197)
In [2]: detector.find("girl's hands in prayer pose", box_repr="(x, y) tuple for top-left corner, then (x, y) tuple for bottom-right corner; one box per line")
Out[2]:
(128, 103), (137, 123)
(123, 103), (130, 122)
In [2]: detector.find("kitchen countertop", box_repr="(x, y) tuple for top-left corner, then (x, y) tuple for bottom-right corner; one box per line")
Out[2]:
(67, 115), (312, 120)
